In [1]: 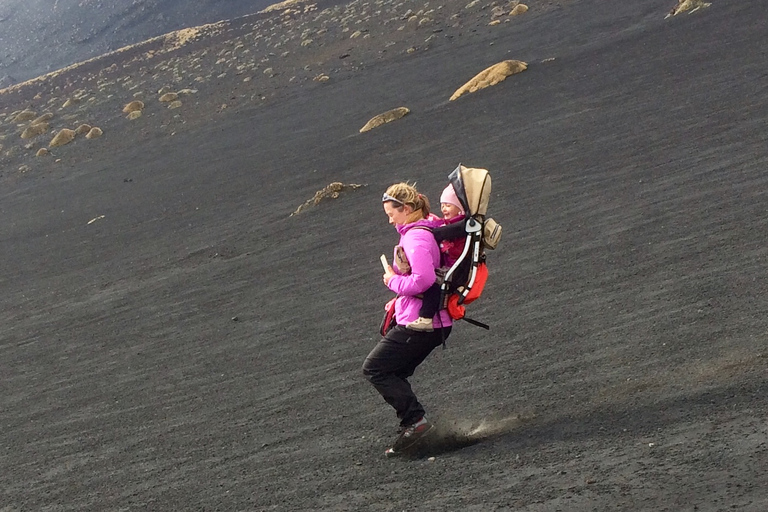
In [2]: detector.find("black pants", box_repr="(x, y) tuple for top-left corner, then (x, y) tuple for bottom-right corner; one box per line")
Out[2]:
(362, 325), (452, 427)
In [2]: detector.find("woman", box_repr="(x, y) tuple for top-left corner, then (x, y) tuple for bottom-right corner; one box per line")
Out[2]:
(363, 182), (453, 456)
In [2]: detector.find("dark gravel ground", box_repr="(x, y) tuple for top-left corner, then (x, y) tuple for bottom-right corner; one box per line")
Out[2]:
(1, 0), (767, 510)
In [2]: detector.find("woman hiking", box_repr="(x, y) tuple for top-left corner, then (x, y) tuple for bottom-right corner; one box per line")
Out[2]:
(363, 182), (453, 456)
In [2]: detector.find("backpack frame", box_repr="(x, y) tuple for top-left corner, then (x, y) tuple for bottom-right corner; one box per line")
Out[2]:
(435, 164), (501, 328)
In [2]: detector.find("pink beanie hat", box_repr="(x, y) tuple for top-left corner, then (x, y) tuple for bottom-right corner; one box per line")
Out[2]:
(440, 184), (464, 213)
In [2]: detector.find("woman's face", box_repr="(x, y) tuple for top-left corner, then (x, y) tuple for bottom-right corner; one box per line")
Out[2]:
(383, 201), (411, 226)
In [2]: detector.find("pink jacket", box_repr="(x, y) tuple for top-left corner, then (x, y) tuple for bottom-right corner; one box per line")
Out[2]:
(387, 219), (453, 328)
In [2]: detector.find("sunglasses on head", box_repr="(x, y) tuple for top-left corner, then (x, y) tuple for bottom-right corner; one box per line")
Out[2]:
(382, 193), (404, 206)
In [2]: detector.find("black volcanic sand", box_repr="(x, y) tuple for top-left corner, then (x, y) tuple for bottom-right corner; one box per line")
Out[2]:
(2, 0), (767, 510)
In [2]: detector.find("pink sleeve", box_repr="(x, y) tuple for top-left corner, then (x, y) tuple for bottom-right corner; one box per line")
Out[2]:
(387, 229), (438, 296)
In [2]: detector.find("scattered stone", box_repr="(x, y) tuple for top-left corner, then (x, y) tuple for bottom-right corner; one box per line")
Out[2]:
(62, 98), (80, 108)
(159, 92), (179, 102)
(510, 4), (529, 15)
(360, 107), (410, 133)
(75, 124), (92, 136)
(19, 164), (31, 173)
(168, 100), (183, 109)
(123, 100), (145, 113)
(87, 215), (106, 225)
(127, 110), (143, 120)
(85, 127), (103, 139)
(449, 60), (528, 101)
(667, 0), (711, 17)
(31, 113), (54, 124)
(291, 182), (364, 216)
(50, 128), (77, 147)
(21, 122), (49, 139)
(36, 148), (50, 157)
(13, 110), (37, 123)
(313, 74), (330, 82)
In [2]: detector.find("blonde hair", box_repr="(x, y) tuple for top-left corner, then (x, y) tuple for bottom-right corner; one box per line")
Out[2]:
(383, 182), (431, 222)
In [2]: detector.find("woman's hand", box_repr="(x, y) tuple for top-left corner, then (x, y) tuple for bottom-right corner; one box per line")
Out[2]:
(382, 265), (395, 286)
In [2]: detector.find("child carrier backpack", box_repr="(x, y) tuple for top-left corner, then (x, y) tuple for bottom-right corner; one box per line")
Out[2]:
(434, 164), (502, 329)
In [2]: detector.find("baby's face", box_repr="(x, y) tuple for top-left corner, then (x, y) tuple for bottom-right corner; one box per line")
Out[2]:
(441, 203), (462, 219)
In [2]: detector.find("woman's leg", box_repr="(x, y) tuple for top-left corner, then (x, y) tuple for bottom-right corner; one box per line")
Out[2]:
(362, 325), (451, 426)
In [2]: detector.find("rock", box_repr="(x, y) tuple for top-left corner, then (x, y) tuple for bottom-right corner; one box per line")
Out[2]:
(360, 107), (410, 133)
(291, 182), (364, 216)
(85, 127), (103, 139)
(21, 123), (49, 139)
(50, 128), (77, 147)
(450, 60), (528, 101)
(668, 0), (712, 16)
(75, 124), (92, 136)
(14, 110), (37, 123)
(510, 4), (529, 15)
(123, 100), (145, 113)
(31, 113), (54, 124)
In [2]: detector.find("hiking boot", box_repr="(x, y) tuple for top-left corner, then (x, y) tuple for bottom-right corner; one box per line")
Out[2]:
(406, 317), (434, 332)
(390, 417), (434, 453)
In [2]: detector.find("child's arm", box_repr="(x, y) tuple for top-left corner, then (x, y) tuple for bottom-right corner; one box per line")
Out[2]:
(431, 221), (466, 243)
